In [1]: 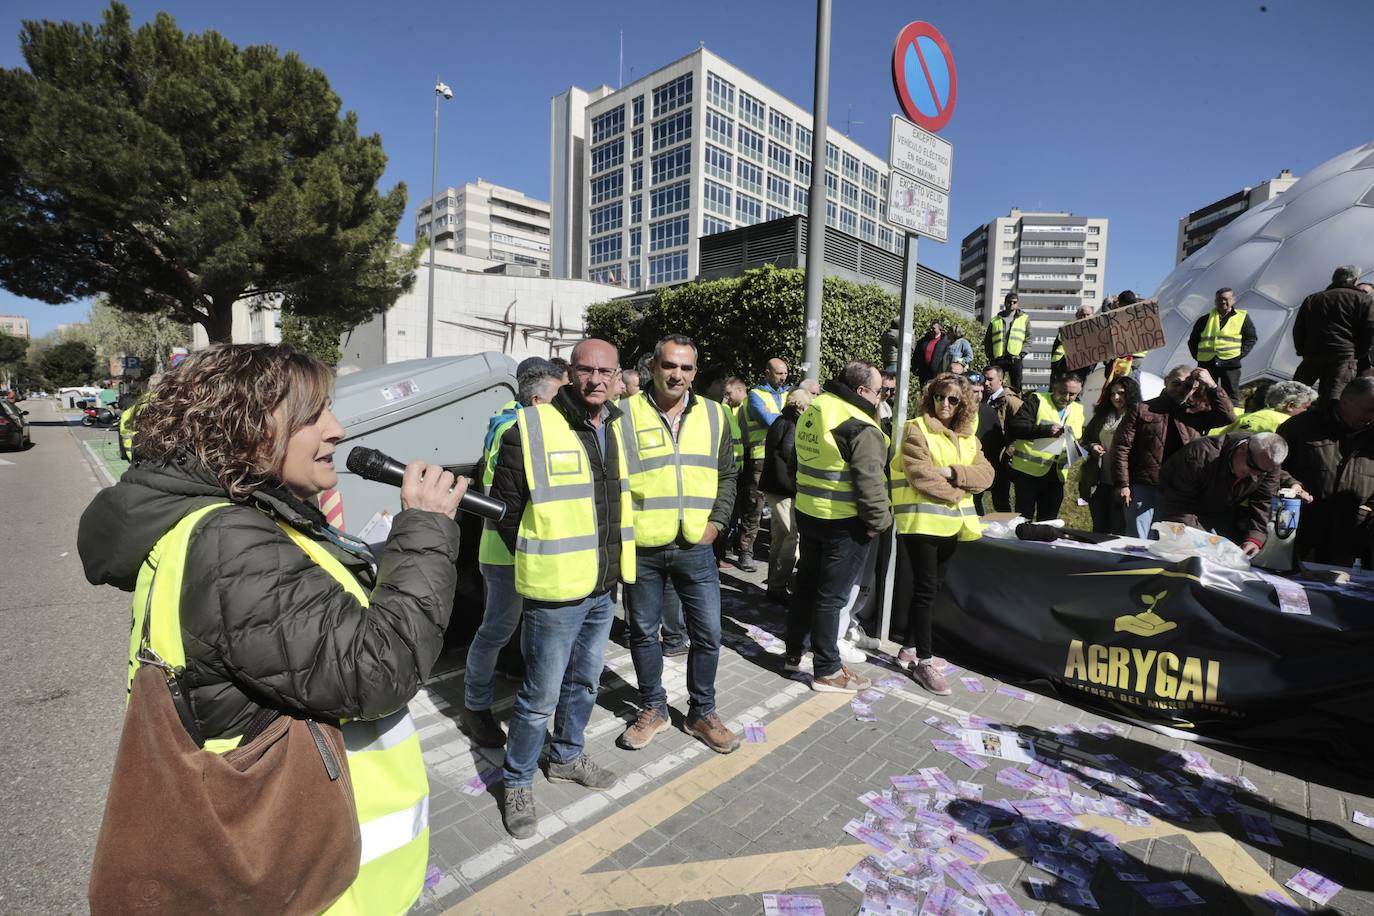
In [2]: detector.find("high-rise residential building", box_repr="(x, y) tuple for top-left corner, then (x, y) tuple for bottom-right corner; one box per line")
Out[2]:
(550, 48), (910, 289)
(1175, 169), (1299, 264)
(0, 315), (29, 338)
(960, 209), (1109, 390)
(415, 179), (552, 277)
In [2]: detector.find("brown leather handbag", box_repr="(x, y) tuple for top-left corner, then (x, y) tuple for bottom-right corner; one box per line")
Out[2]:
(88, 605), (361, 914)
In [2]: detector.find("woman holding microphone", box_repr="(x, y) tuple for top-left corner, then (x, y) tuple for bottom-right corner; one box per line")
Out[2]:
(79, 343), (464, 914)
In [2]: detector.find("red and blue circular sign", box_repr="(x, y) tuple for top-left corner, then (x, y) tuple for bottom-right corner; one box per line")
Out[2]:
(891, 21), (957, 133)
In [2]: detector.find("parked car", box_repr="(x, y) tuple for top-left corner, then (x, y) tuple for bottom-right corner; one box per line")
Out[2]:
(0, 401), (30, 449)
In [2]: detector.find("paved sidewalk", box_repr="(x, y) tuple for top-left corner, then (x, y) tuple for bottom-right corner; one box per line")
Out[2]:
(411, 565), (1374, 916)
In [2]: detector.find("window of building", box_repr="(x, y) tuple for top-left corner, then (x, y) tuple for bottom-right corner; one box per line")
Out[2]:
(1003, 225), (1016, 235)
(632, 96), (644, 126)
(739, 91), (764, 129)
(825, 200), (837, 227)
(704, 179), (732, 216)
(631, 129), (643, 159)
(650, 214), (690, 251)
(767, 173), (790, 208)
(1001, 256), (1014, 265)
(1087, 242), (1100, 251)
(879, 226), (893, 249)
(1084, 289), (1097, 298)
(895, 234), (906, 255)
(590, 234), (622, 265)
(649, 251), (689, 285)
(705, 144), (732, 182)
(651, 145), (691, 184)
(736, 192), (762, 225)
(794, 185), (809, 210)
(630, 228), (641, 258)
(589, 265), (622, 285)
(590, 138), (624, 174)
(1087, 226), (1100, 235)
(795, 155), (811, 185)
(1000, 272), (1014, 281)
(630, 196), (642, 224)
(737, 159), (763, 195)
(842, 152), (860, 182)
(652, 73), (693, 118)
(649, 179), (690, 218)
(702, 216), (732, 236)
(1084, 273), (1097, 283)
(631, 162), (643, 193)
(840, 208), (857, 235)
(860, 191), (877, 218)
(706, 72), (735, 113)
(769, 110), (793, 144)
(705, 110), (733, 147)
(796, 124), (812, 153)
(860, 217), (876, 242)
(825, 171), (838, 200)
(652, 109), (692, 151)
(590, 171), (623, 205)
(861, 164), (878, 193)
(629, 261), (641, 289)
(841, 180), (858, 209)
(590, 202), (623, 235)
(591, 106), (624, 144)
(825, 142), (839, 171)
(738, 126), (765, 163)
(1086, 258), (1098, 267)
(768, 141), (791, 174)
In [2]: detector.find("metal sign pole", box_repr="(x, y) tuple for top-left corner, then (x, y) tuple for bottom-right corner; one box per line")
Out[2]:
(800, 0), (832, 381)
(880, 230), (919, 644)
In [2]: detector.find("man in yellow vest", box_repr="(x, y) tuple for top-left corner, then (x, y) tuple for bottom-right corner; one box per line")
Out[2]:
(459, 360), (564, 749)
(1005, 373), (1085, 521)
(735, 358), (791, 572)
(1188, 287), (1257, 402)
(618, 335), (741, 754)
(983, 292), (1029, 391)
(787, 360), (892, 693)
(486, 339), (635, 839)
(117, 373), (162, 460)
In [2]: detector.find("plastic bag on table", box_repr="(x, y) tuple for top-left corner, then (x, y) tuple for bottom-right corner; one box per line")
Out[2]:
(1147, 521), (1250, 570)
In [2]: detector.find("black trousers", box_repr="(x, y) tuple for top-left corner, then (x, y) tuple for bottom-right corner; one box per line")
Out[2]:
(997, 356), (1024, 393)
(1010, 467), (1064, 522)
(898, 533), (959, 657)
(1199, 361), (1241, 402)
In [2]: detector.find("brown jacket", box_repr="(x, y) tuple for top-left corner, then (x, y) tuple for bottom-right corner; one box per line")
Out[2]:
(1110, 387), (1235, 488)
(900, 413), (995, 502)
(1157, 433), (1278, 547)
(980, 389), (1023, 462)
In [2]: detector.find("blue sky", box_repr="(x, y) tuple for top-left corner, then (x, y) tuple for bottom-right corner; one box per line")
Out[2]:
(3, 0), (1371, 336)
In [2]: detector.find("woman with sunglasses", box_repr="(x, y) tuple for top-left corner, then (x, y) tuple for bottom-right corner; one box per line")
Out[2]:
(890, 373), (993, 695)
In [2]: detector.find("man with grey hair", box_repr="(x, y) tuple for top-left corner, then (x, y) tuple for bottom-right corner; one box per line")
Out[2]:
(1157, 432), (1285, 556)
(1293, 265), (1374, 403)
(1220, 380), (1318, 434)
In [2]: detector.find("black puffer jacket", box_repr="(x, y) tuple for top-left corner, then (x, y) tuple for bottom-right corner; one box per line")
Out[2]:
(78, 455), (460, 741)
(760, 404), (801, 497)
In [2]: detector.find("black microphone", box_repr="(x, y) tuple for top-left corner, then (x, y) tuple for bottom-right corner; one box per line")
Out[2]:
(345, 446), (506, 521)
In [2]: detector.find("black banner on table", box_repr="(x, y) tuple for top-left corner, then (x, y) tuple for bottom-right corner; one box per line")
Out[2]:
(933, 538), (1374, 768)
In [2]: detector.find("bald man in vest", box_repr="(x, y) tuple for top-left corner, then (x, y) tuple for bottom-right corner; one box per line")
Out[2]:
(1188, 288), (1256, 402)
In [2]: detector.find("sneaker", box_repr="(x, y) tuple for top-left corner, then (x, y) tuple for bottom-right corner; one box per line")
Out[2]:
(458, 706), (506, 748)
(501, 785), (537, 839)
(847, 626), (881, 651)
(685, 711), (741, 754)
(812, 666), (871, 693)
(896, 647), (948, 670)
(545, 754), (617, 789)
(837, 638), (866, 665)
(783, 653), (812, 673)
(661, 642), (690, 658)
(910, 659), (952, 696)
(618, 706), (670, 750)
(735, 552), (758, 572)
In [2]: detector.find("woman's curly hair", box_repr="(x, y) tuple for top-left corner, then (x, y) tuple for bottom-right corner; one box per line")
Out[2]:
(919, 372), (977, 435)
(135, 344), (334, 499)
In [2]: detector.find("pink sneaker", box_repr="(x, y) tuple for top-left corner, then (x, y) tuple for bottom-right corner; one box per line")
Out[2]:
(910, 660), (952, 696)
(896, 648), (947, 671)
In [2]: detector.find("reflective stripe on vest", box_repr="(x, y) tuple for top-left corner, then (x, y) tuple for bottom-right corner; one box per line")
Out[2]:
(478, 414), (519, 566)
(128, 504), (431, 916)
(989, 313), (1029, 358)
(1009, 392), (1085, 481)
(740, 385), (786, 461)
(515, 402), (635, 601)
(617, 392), (723, 547)
(725, 406), (744, 471)
(888, 416), (983, 540)
(1197, 308), (1248, 362)
(794, 392), (886, 520)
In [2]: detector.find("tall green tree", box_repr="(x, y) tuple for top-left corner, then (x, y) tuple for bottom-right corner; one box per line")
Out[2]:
(0, 331), (27, 389)
(88, 299), (189, 370)
(40, 340), (97, 387)
(0, 3), (418, 343)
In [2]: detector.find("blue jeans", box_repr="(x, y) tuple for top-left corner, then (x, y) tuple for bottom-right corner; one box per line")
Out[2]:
(787, 514), (870, 679)
(1125, 483), (1159, 539)
(624, 542), (722, 718)
(465, 563), (523, 710)
(659, 579), (686, 649)
(502, 589), (615, 787)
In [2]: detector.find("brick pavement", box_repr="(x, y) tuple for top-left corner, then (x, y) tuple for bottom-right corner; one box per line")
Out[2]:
(410, 563), (1374, 916)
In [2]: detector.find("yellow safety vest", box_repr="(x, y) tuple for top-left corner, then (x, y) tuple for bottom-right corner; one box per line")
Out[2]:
(1009, 393), (1085, 481)
(740, 385), (786, 461)
(128, 504), (431, 916)
(725, 405), (744, 471)
(795, 392), (887, 520)
(1218, 407), (1287, 435)
(988, 313), (1029, 358)
(1051, 334), (1065, 364)
(1197, 309), (1248, 362)
(618, 391), (724, 547)
(478, 412), (519, 566)
(889, 416), (982, 540)
(514, 403), (636, 601)
(118, 392), (154, 458)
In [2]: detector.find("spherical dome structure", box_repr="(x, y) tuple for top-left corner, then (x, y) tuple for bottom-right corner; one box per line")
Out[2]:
(1145, 139), (1374, 384)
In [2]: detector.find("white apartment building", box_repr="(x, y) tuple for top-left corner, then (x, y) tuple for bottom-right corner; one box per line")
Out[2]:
(960, 209), (1109, 389)
(416, 180), (553, 277)
(1175, 169), (1298, 265)
(0, 314), (29, 338)
(551, 48), (911, 289)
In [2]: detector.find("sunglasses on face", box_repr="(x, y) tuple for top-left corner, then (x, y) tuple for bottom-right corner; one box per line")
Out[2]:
(937, 395), (961, 406)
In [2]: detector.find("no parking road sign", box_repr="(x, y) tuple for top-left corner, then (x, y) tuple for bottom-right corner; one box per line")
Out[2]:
(891, 20), (957, 133)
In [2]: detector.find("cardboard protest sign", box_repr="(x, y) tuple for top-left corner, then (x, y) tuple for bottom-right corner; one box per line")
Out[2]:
(1059, 301), (1166, 370)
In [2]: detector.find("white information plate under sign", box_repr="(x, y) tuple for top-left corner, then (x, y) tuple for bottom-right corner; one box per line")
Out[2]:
(888, 115), (952, 193)
(886, 171), (949, 241)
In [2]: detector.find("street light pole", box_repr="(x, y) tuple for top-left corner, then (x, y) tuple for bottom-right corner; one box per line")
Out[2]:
(427, 78), (453, 358)
(801, 0), (832, 380)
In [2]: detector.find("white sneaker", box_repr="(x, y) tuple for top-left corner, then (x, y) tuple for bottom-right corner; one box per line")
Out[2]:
(837, 638), (866, 665)
(784, 652), (813, 673)
(847, 626), (881, 651)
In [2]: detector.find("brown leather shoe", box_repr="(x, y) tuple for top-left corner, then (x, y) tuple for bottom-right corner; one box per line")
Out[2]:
(618, 706), (669, 750)
(685, 711), (741, 754)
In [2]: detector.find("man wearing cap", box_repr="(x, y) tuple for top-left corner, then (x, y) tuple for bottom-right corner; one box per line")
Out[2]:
(984, 293), (1029, 391)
